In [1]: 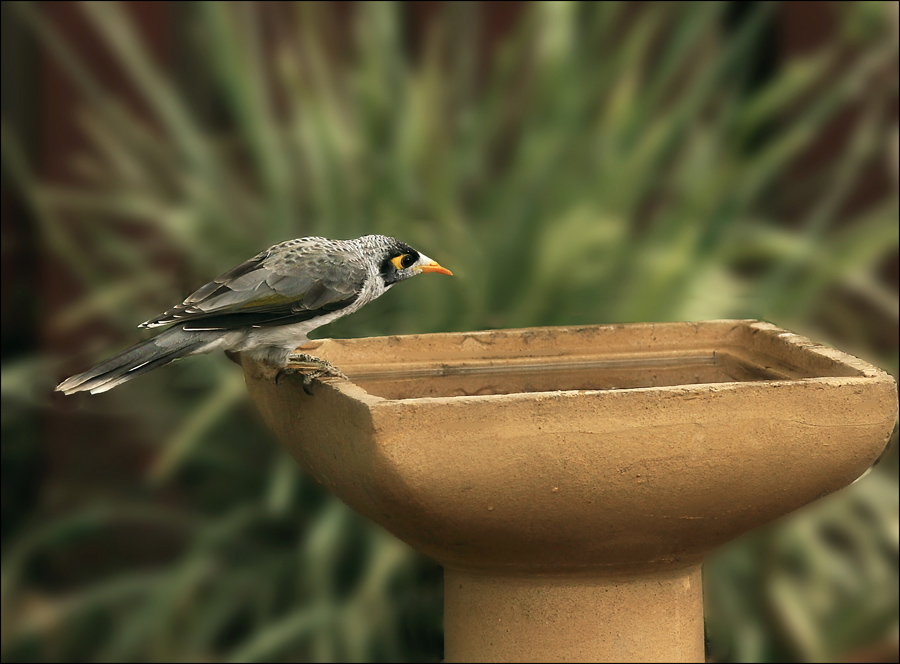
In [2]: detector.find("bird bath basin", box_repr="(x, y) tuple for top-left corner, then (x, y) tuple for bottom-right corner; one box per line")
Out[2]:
(243, 320), (898, 662)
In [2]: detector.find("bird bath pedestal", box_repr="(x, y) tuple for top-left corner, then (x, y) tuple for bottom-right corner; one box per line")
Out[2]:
(242, 320), (897, 663)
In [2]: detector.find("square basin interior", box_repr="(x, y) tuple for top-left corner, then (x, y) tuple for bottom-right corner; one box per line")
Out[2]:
(347, 350), (810, 400)
(304, 323), (865, 401)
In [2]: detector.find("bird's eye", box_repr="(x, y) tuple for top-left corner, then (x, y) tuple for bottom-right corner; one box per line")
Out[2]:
(391, 253), (418, 270)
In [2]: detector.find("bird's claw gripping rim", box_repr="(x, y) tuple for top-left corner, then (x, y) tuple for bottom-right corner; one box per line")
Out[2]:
(278, 353), (349, 395)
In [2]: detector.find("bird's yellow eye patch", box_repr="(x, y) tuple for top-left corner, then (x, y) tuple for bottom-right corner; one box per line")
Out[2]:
(391, 254), (417, 270)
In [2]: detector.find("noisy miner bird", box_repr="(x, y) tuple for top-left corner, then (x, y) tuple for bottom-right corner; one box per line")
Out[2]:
(56, 235), (452, 395)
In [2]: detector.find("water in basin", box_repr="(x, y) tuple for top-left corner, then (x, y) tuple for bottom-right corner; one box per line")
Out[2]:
(347, 350), (813, 400)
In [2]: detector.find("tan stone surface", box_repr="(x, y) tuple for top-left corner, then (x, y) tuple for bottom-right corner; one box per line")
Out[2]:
(443, 566), (704, 663)
(243, 320), (898, 662)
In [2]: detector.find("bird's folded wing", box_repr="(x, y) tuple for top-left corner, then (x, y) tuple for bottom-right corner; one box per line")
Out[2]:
(140, 243), (367, 330)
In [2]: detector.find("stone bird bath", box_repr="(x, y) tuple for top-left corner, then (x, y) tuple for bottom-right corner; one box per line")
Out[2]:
(242, 320), (898, 662)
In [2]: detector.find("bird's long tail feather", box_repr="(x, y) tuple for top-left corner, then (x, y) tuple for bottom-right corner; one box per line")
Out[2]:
(56, 330), (208, 395)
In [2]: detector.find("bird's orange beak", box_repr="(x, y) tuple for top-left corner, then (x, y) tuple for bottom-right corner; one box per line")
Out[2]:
(419, 261), (453, 276)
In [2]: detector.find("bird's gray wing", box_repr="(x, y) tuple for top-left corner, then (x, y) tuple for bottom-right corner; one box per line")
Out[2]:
(140, 240), (368, 330)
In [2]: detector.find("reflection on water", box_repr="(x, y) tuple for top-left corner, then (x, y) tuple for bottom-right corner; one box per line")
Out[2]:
(347, 351), (807, 400)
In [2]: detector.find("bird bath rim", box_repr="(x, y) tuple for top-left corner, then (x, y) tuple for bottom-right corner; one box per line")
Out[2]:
(282, 319), (881, 405)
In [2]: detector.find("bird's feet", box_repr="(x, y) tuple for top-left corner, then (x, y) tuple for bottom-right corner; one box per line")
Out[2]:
(279, 353), (349, 395)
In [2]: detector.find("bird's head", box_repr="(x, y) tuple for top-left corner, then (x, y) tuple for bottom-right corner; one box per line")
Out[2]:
(369, 236), (453, 287)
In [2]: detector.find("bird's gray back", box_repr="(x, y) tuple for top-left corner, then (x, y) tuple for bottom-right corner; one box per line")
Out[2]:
(140, 237), (372, 330)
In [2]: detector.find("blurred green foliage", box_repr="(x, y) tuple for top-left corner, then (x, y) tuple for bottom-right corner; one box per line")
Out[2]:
(1, 1), (898, 662)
